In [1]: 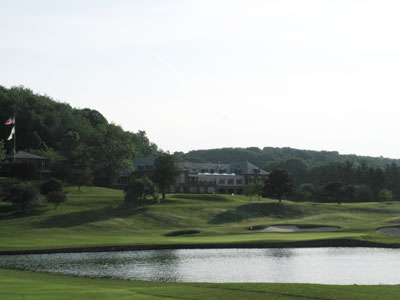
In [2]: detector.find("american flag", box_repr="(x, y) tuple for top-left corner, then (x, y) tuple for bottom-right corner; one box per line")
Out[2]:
(4, 117), (15, 125)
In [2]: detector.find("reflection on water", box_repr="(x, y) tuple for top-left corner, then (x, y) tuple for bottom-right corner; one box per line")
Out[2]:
(0, 248), (399, 284)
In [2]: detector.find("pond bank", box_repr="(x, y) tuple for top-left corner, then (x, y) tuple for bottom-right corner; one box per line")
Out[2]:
(1, 239), (400, 255)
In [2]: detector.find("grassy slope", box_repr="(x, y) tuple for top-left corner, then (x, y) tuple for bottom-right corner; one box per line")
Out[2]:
(0, 185), (399, 251)
(1, 268), (400, 300)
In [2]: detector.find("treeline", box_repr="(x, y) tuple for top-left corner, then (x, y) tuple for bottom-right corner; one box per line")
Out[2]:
(177, 147), (400, 169)
(177, 147), (400, 203)
(0, 85), (158, 184)
(267, 159), (400, 202)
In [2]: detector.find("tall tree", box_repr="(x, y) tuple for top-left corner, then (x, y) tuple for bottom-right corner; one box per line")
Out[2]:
(263, 169), (295, 203)
(152, 153), (181, 201)
(0, 140), (5, 165)
(92, 124), (133, 185)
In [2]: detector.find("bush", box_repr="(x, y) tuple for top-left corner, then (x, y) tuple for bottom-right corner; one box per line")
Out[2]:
(297, 183), (316, 201)
(46, 191), (67, 209)
(124, 177), (157, 206)
(5, 182), (40, 213)
(377, 189), (394, 202)
(40, 178), (63, 195)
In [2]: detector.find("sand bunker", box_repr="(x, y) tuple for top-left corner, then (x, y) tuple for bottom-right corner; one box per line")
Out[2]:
(377, 227), (400, 236)
(250, 225), (339, 233)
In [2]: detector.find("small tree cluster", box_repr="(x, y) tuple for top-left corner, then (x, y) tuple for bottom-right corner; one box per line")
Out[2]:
(50, 163), (92, 190)
(124, 177), (157, 206)
(40, 178), (67, 209)
(5, 182), (40, 213)
(46, 191), (67, 209)
(152, 153), (180, 201)
(244, 182), (264, 201)
(263, 169), (295, 203)
(40, 177), (63, 195)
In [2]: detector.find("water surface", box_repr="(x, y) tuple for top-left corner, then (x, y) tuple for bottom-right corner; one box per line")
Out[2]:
(0, 248), (399, 284)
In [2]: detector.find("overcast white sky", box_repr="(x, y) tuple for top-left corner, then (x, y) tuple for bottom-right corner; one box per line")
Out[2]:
(1, 0), (400, 158)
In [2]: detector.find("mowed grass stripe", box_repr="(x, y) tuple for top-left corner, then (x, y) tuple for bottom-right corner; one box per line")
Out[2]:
(1, 269), (400, 300)
(0, 184), (400, 251)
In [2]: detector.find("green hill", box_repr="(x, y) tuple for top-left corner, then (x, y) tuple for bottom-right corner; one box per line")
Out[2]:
(1, 185), (399, 252)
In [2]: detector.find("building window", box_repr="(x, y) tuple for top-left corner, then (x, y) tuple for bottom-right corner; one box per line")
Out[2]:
(227, 179), (234, 184)
(218, 179), (225, 184)
(236, 179), (243, 184)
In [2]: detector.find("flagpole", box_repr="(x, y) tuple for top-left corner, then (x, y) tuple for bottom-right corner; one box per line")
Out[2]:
(13, 115), (16, 163)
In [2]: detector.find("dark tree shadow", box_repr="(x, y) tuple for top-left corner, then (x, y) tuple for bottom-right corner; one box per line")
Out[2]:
(0, 204), (45, 220)
(208, 202), (306, 224)
(37, 205), (148, 228)
(172, 194), (231, 202)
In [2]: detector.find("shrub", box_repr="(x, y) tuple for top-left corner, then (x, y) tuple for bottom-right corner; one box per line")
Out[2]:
(298, 183), (316, 201)
(40, 178), (63, 195)
(5, 182), (40, 213)
(377, 189), (394, 202)
(46, 191), (67, 209)
(124, 177), (157, 206)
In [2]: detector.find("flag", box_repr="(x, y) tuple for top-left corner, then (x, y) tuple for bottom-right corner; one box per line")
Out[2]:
(7, 126), (15, 140)
(4, 117), (15, 125)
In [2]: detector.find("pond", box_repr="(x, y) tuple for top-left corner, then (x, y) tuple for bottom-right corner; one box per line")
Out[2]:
(0, 248), (399, 284)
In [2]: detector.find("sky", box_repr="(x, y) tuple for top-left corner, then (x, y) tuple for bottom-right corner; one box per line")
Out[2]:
(1, 0), (400, 158)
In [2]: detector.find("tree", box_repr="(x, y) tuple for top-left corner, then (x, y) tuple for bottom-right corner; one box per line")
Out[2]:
(244, 183), (256, 201)
(0, 140), (5, 166)
(384, 163), (400, 201)
(377, 189), (394, 202)
(267, 158), (309, 186)
(353, 184), (374, 202)
(124, 177), (157, 206)
(40, 178), (63, 195)
(244, 182), (264, 201)
(5, 182), (40, 213)
(298, 183), (316, 201)
(92, 124), (133, 185)
(68, 168), (92, 191)
(263, 169), (295, 202)
(152, 153), (181, 201)
(46, 191), (67, 209)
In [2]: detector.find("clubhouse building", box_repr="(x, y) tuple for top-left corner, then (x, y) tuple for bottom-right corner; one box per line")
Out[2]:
(118, 158), (269, 195)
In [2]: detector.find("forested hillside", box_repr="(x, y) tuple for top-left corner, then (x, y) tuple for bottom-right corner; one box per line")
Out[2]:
(0, 85), (158, 184)
(177, 147), (400, 202)
(177, 147), (400, 169)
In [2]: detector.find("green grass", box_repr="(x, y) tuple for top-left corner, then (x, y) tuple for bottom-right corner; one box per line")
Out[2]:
(1, 268), (400, 300)
(2, 184), (400, 299)
(1, 184), (400, 251)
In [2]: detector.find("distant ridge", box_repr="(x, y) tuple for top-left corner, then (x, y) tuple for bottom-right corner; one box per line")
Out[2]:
(177, 147), (400, 169)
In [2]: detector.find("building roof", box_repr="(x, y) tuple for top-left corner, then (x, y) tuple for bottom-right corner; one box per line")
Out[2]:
(178, 162), (231, 173)
(132, 157), (268, 176)
(6, 151), (47, 160)
(230, 161), (269, 175)
(133, 157), (156, 169)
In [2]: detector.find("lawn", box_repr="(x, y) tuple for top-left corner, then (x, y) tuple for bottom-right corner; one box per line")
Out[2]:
(0, 184), (399, 251)
(1, 184), (400, 299)
(1, 268), (400, 300)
